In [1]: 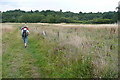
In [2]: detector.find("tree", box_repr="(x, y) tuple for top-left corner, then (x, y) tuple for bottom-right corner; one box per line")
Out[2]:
(2, 9), (117, 24)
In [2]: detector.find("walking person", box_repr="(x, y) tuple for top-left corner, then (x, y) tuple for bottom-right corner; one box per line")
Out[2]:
(21, 24), (30, 48)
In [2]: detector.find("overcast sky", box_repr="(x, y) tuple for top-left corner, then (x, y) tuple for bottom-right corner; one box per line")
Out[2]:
(0, 0), (119, 13)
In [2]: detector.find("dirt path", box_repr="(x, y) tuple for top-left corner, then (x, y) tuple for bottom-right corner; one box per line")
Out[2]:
(2, 28), (40, 78)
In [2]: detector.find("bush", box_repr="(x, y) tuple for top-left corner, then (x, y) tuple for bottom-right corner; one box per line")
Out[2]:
(90, 19), (114, 24)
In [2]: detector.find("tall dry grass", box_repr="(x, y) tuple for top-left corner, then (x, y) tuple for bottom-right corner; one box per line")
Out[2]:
(25, 23), (118, 78)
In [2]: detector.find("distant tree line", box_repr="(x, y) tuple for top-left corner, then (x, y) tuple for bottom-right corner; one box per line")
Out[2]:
(1, 9), (118, 24)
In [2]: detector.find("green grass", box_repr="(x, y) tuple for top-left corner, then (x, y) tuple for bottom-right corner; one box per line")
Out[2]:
(2, 28), (40, 78)
(27, 33), (94, 78)
(2, 23), (118, 78)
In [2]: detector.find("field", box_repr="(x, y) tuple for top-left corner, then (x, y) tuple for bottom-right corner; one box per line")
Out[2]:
(2, 23), (118, 78)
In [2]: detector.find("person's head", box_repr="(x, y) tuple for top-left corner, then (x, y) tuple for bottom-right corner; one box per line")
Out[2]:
(24, 24), (28, 28)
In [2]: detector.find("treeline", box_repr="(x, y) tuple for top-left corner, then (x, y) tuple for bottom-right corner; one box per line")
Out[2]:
(1, 9), (118, 24)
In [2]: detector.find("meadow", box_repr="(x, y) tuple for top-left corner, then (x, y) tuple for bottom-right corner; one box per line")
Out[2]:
(2, 23), (118, 78)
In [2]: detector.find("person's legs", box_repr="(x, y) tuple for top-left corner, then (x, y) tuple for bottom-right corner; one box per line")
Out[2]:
(24, 36), (28, 48)
(22, 35), (28, 48)
(22, 36), (25, 43)
(22, 36), (26, 48)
